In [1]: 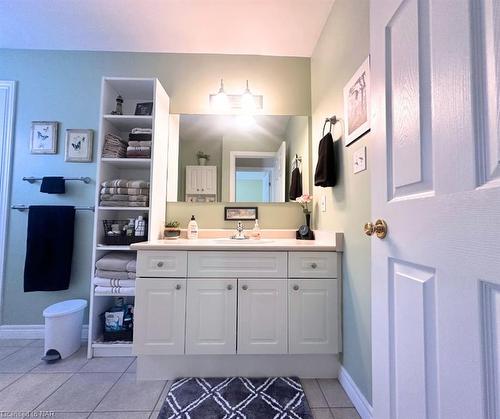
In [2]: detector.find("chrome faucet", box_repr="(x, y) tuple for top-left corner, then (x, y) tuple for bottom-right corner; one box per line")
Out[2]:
(232, 221), (247, 240)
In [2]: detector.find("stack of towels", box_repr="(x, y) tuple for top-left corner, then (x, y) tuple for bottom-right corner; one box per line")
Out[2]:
(102, 133), (127, 158)
(127, 128), (152, 158)
(100, 179), (150, 207)
(94, 253), (136, 294)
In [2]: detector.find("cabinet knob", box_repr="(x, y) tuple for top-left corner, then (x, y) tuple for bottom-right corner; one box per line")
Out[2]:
(202, 189), (204, 192)
(175, 284), (181, 290)
(293, 285), (299, 291)
(242, 285), (248, 291)
(227, 284), (233, 291)
(157, 261), (164, 268)
(311, 263), (318, 269)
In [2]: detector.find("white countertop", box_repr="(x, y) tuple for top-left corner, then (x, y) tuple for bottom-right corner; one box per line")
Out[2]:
(131, 231), (343, 252)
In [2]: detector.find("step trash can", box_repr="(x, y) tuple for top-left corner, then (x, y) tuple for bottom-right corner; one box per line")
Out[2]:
(42, 299), (87, 362)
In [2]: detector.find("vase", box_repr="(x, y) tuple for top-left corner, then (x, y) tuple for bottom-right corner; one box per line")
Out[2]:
(305, 213), (311, 228)
(198, 158), (207, 166)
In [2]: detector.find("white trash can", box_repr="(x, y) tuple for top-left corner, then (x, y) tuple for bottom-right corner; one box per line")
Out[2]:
(43, 299), (87, 362)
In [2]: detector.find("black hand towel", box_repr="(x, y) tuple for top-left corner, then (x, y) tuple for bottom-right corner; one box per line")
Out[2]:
(40, 177), (66, 194)
(289, 167), (303, 200)
(128, 133), (152, 141)
(314, 132), (337, 187)
(24, 206), (75, 292)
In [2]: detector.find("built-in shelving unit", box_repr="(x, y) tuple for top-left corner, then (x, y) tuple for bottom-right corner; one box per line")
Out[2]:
(87, 77), (170, 358)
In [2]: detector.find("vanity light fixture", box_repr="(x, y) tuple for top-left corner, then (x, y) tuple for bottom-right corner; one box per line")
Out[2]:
(209, 79), (263, 112)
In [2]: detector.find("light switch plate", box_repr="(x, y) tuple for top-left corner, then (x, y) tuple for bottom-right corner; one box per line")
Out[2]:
(320, 195), (327, 212)
(353, 146), (367, 174)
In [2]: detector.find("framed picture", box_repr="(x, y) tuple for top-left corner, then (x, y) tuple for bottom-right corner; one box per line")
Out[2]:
(30, 121), (58, 154)
(343, 57), (370, 146)
(135, 102), (153, 116)
(224, 207), (258, 221)
(65, 129), (93, 162)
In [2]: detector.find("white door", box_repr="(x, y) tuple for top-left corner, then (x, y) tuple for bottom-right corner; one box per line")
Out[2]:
(288, 279), (338, 354)
(273, 141), (286, 202)
(238, 278), (287, 354)
(371, 1), (500, 418)
(185, 278), (236, 354)
(133, 278), (186, 355)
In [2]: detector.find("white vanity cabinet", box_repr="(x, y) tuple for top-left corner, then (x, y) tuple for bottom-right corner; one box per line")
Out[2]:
(238, 278), (288, 354)
(185, 278), (237, 354)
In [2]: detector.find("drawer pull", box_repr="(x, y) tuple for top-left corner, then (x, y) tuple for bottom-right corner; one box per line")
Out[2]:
(157, 261), (164, 268)
(242, 285), (248, 291)
(293, 285), (299, 291)
(227, 284), (233, 291)
(175, 284), (181, 290)
(311, 263), (318, 269)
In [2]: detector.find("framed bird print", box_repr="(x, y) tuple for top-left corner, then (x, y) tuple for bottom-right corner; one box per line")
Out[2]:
(64, 129), (93, 162)
(30, 121), (58, 154)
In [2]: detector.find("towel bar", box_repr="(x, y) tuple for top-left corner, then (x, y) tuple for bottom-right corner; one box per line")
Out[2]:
(11, 205), (95, 212)
(22, 176), (92, 184)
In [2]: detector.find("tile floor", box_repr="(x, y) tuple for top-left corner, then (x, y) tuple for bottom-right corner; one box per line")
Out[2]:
(0, 339), (360, 419)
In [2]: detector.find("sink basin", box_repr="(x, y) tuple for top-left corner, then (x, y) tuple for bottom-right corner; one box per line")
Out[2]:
(212, 238), (274, 244)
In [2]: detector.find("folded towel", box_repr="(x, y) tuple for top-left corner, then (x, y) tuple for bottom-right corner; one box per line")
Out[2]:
(127, 146), (151, 151)
(40, 177), (66, 194)
(126, 180), (150, 188)
(24, 206), (75, 292)
(93, 277), (136, 287)
(127, 195), (148, 202)
(99, 201), (148, 207)
(101, 187), (149, 195)
(95, 253), (135, 271)
(128, 272), (136, 280)
(128, 133), (152, 141)
(128, 141), (152, 147)
(131, 128), (152, 134)
(100, 194), (129, 201)
(95, 286), (135, 295)
(95, 269), (130, 280)
(126, 150), (151, 158)
(101, 179), (128, 188)
(126, 259), (136, 273)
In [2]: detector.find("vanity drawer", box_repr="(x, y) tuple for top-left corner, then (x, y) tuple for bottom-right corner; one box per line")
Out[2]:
(288, 252), (337, 278)
(188, 251), (287, 278)
(137, 251), (188, 277)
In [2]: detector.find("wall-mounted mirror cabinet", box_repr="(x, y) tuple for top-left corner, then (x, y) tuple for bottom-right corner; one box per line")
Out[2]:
(168, 114), (309, 204)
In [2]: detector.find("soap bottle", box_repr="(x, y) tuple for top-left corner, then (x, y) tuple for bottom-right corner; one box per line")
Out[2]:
(126, 219), (135, 237)
(134, 216), (146, 237)
(187, 215), (199, 239)
(252, 219), (261, 240)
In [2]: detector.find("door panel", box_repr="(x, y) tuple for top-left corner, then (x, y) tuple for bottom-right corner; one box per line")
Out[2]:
(289, 279), (338, 354)
(185, 278), (236, 354)
(133, 278), (186, 355)
(237, 279), (287, 354)
(371, 0), (500, 417)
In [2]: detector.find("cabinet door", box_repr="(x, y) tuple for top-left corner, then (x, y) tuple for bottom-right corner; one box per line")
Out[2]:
(203, 167), (217, 195)
(237, 279), (287, 354)
(186, 278), (236, 354)
(133, 278), (186, 355)
(289, 279), (339, 354)
(185, 167), (198, 194)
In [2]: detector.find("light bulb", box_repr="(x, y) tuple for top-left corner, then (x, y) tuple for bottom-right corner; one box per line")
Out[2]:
(212, 79), (229, 112)
(241, 80), (256, 113)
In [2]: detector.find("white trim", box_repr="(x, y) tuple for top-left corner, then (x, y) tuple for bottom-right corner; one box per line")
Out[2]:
(0, 324), (89, 341)
(0, 81), (16, 325)
(338, 366), (373, 419)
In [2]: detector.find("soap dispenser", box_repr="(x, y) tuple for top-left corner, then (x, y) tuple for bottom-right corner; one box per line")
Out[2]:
(252, 219), (261, 240)
(187, 215), (199, 239)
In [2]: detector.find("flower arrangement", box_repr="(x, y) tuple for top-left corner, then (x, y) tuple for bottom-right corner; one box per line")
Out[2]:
(296, 194), (313, 214)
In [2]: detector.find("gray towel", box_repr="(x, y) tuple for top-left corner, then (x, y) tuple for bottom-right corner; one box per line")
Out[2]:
(126, 259), (136, 273)
(95, 253), (135, 271)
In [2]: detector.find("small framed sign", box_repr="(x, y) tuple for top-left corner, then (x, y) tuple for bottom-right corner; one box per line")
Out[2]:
(30, 121), (58, 154)
(224, 207), (258, 221)
(134, 102), (153, 116)
(65, 129), (93, 162)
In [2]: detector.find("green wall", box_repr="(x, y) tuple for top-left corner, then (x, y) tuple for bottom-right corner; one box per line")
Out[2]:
(311, 0), (372, 403)
(0, 49), (310, 325)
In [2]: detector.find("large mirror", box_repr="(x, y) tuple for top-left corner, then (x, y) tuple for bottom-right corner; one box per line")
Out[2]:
(171, 114), (309, 203)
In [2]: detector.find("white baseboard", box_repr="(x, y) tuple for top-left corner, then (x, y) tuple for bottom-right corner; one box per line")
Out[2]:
(0, 324), (89, 341)
(338, 366), (373, 419)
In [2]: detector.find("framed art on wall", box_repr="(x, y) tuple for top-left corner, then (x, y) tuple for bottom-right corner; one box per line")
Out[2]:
(65, 129), (93, 162)
(343, 57), (370, 146)
(224, 207), (258, 221)
(30, 121), (58, 154)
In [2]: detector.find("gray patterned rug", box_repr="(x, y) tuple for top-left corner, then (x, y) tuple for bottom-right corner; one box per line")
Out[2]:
(157, 377), (313, 419)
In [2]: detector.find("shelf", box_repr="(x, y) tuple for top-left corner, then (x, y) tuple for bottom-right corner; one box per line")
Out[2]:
(101, 158), (151, 169)
(92, 340), (133, 357)
(94, 291), (135, 297)
(98, 206), (150, 212)
(96, 245), (136, 251)
(103, 114), (152, 130)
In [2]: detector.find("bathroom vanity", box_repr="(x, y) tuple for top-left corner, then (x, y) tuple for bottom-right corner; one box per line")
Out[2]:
(131, 231), (343, 379)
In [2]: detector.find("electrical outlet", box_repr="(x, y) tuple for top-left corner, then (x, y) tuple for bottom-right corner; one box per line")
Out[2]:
(320, 195), (327, 212)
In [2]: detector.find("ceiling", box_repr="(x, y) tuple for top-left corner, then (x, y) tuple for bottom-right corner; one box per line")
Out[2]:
(0, 0), (334, 57)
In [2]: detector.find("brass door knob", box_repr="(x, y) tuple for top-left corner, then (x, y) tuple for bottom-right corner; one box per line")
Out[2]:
(364, 219), (388, 239)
